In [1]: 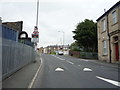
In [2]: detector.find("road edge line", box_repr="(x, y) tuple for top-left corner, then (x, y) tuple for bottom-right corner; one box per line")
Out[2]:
(28, 58), (43, 88)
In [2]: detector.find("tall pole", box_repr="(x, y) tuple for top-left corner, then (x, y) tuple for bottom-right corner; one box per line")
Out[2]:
(33, 0), (39, 50)
(36, 0), (39, 27)
(58, 31), (65, 50)
(61, 31), (64, 48)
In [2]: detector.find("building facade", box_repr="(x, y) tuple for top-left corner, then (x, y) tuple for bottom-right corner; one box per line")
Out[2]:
(42, 45), (70, 55)
(97, 1), (120, 63)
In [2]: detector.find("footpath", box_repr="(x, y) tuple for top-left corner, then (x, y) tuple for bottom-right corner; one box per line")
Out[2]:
(2, 54), (41, 88)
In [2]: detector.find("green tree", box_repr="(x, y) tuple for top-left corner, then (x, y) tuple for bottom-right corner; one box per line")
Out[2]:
(73, 19), (97, 52)
(70, 42), (81, 51)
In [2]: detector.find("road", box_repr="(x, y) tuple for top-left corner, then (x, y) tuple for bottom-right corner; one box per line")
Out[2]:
(32, 54), (120, 88)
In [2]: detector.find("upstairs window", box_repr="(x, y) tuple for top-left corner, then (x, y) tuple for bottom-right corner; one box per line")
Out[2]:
(112, 11), (117, 24)
(102, 19), (106, 32)
(103, 40), (107, 55)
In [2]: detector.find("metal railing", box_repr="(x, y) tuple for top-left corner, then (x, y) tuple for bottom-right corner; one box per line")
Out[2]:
(2, 38), (36, 80)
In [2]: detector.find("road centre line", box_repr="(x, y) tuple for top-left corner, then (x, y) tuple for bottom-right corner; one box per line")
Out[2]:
(66, 60), (74, 65)
(52, 55), (65, 60)
(96, 76), (120, 87)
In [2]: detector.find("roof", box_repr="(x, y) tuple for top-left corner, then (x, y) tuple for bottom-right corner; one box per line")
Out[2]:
(97, 1), (120, 21)
(2, 21), (23, 32)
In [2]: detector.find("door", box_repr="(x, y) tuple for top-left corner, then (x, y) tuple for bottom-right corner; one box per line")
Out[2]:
(115, 43), (119, 61)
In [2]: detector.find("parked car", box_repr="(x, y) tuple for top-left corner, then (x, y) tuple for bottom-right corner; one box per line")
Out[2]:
(56, 51), (63, 55)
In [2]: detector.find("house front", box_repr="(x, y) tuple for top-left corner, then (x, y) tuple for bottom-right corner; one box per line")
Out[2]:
(97, 1), (120, 63)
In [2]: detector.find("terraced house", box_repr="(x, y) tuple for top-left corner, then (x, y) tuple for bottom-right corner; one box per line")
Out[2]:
(97, 1), (120, 63)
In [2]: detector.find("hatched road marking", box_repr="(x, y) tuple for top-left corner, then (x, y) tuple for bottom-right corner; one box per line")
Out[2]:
(96, 76), (120, 87)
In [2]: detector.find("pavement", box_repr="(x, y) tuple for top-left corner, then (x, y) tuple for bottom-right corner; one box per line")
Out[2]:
(2, 54), (41, 88)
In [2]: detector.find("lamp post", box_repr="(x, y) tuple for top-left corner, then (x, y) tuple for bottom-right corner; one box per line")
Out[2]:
(58, 31), (65, 51)
(32, 0), (39, 51)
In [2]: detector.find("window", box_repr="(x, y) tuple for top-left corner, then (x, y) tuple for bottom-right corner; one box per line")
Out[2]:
(112, 11), (117, 24)
(103, 40), (107, 55)
(102, 19), (106, 31)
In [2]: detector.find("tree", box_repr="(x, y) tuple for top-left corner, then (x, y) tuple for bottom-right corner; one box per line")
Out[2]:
(73, 19), (97, 52)
(70, 42), (81, 51)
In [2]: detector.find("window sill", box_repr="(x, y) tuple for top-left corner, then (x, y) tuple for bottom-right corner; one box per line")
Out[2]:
(112, 22), (118, 26)
(101, 30), (106, 34)
(102, 54), (108, 56)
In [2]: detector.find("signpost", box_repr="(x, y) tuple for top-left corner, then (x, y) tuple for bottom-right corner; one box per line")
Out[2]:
(32, 26), (39, 43)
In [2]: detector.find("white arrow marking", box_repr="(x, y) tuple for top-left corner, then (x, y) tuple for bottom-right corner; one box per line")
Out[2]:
(55, 67), (64, 72)
(83, 68), (92, 72)
(96, 76), (120, 87)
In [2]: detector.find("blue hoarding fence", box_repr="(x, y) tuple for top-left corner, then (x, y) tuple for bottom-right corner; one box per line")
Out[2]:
(1, 25), (18, 42)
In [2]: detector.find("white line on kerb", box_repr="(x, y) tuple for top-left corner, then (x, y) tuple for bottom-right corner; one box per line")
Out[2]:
(52, 55), (65, 60)
(96, 76), (120, 87)
(66, 60), (74, 65)
(28, 58), (43, 88)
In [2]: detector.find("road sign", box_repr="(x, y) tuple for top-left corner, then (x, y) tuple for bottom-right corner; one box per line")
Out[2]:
(32, 26), (39, 43)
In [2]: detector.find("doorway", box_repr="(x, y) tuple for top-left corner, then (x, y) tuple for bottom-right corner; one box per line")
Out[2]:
(115, 42), (119, 61)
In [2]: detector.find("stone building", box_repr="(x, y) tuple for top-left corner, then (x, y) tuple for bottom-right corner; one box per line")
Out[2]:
(97, 1), (120, 63)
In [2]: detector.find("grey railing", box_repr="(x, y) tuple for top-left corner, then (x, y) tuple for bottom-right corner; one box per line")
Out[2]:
(2, 38), (36, 80)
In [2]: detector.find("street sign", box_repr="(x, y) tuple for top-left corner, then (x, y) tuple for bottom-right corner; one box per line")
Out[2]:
(32, 26), (39, 43)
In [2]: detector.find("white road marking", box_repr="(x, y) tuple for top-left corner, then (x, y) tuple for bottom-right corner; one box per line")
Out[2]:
(66, 60), (74, 65)
(96, 76), (120, 87)
(78, 65), (81, 66)
(52, 55), (65, 60)
(83, 68), (92, 72)
(79, 59), (89, 61)
(28, 58), (43, 88)
(55, 67), (64, 72)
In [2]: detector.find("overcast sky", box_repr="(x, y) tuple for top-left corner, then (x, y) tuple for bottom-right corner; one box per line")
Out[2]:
(0, 0), (119, 47)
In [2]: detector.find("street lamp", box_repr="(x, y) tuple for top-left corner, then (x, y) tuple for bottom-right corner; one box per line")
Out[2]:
(58, 31), (65, 50)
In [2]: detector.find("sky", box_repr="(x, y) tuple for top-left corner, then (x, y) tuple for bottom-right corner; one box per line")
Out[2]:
(0, 0), (119, 48)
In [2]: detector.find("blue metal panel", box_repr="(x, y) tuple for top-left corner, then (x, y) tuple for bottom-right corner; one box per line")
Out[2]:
(2, 38), (36, 80)
(2, 25), (18, 41)
(10, 29), (13, 40)
(2, 26), (6, 38)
